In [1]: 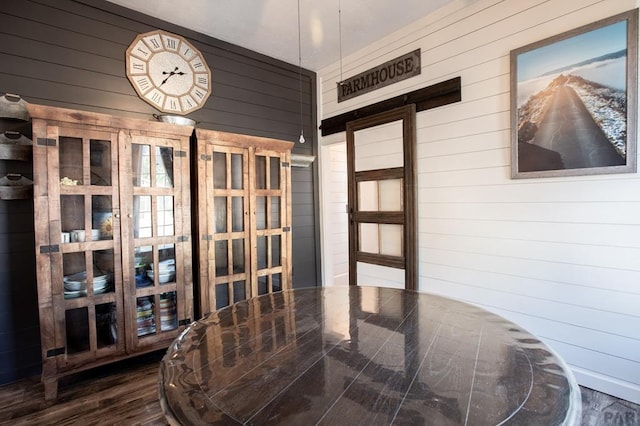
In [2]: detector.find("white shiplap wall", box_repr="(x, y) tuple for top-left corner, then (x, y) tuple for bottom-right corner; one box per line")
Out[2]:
(317, 0), (640, 404)
(320, 142), (349, 286)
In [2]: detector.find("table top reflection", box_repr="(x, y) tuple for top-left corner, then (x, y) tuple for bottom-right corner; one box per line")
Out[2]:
(159, 286), (581, 425)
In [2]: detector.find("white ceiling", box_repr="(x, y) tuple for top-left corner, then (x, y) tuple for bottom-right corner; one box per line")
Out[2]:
(107, 0), (455, 71)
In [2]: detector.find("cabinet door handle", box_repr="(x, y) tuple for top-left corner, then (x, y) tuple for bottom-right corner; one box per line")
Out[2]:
(114, 213), (121, 219)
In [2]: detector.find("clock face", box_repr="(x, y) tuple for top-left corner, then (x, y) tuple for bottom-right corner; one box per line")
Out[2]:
(126, 30), (212, 115)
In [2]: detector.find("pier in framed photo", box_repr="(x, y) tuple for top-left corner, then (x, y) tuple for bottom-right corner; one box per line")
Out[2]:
(511, 10), (638, 178)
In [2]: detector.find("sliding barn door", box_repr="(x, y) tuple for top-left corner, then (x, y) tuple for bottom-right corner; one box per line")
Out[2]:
(346, 105), (417, 289)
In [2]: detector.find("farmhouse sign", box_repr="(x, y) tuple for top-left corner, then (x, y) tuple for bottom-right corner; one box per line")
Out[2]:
(337, 49), (421, 102)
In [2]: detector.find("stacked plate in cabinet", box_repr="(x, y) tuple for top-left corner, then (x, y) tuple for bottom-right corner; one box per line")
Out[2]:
(147, 259), (176, 284)
(63, 271), (112, 299)
(136, 296), (156, 336)
(159, 293), (177, 331)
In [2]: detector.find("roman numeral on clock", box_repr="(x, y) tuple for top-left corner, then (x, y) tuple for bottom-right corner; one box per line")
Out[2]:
(146, 89), (165, 106)
(164, 37), (177, 50)
(193, 88), (205, 99)
(196, 75), (208, 86)
(134, 76), (151, 92)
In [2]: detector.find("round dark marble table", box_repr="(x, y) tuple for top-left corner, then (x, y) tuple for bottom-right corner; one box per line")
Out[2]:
(159, 286), (581, 425)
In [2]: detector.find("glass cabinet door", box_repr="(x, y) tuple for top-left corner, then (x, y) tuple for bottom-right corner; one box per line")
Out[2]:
(56, 128), (123, 364)
(199, 144), (291, 315)
(253, 149), (290, 298)
(122, 134), (190, 349)
(207, 145), (250, 311)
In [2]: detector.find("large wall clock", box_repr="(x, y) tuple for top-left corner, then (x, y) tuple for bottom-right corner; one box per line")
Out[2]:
(125, 29), (212, 115)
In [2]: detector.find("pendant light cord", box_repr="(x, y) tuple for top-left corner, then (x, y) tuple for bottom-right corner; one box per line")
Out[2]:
(297, 0), (305, 143)
(338, 0), (343, 83)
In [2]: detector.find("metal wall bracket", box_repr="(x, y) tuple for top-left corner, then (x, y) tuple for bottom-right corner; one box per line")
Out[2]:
(40, 244), (60, 254)
(37, 138), (56, 147)
(46, 347), (65, 357)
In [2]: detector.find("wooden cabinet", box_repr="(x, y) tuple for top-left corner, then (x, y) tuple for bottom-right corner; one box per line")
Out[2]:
(195, 129), (293, 315)
(30, 105), (193, 399)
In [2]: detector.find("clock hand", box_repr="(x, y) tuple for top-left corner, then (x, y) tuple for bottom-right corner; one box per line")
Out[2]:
(160, 67), (186, 86)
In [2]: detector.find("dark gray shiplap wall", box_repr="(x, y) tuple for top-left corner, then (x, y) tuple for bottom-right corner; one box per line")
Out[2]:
(0, 0), (319, 384)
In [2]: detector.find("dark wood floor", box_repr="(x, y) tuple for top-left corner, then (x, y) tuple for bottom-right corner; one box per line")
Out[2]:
(0, 351), (168, 425)
(0, 350), (638, 425)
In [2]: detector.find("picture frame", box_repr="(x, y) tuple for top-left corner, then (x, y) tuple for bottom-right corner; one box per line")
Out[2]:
(510, 9), (638, 178)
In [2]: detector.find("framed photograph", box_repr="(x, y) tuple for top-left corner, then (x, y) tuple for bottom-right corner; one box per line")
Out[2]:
(510, 9), (638, 178)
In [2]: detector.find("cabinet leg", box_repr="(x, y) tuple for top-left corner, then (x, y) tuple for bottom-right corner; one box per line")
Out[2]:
(43, 378), (58, 400)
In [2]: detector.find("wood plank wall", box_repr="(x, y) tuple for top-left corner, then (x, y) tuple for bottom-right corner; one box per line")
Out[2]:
(0, 0), (319, 384)
(317, 0), (640, 404)
(0, 153), (40, 385)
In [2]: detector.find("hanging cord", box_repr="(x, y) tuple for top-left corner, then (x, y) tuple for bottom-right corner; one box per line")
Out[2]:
(338, 0), (343, 83)
(297, 0), (305, 143)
